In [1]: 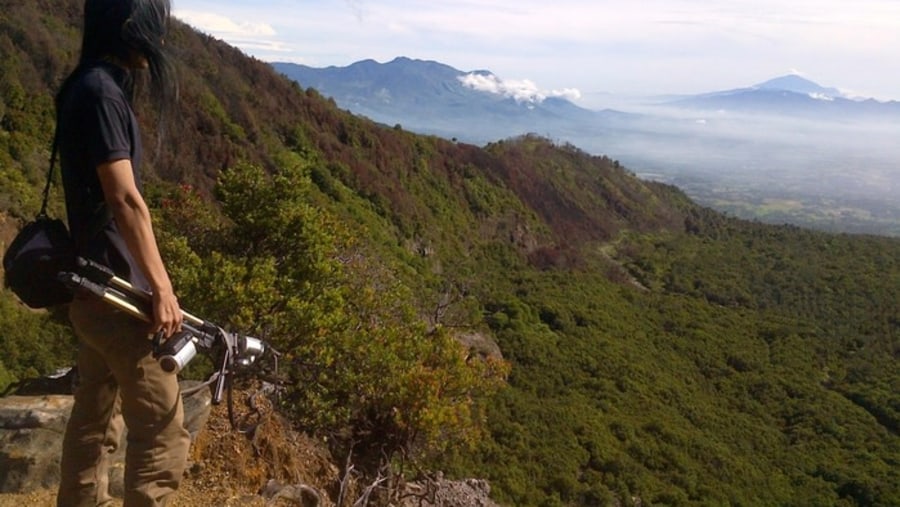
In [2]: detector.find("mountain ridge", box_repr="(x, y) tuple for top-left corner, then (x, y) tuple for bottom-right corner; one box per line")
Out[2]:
(274, 57), (900, 114)
(271, 57), (617, 143)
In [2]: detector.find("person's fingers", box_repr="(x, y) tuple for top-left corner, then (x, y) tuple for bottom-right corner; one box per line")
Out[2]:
(155, 306), (182, 339)
(155, 293), (182, 339)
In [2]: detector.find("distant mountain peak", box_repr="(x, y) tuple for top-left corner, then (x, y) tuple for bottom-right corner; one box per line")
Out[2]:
(753, 74), (844, 99)
(665, 73), (900, 117)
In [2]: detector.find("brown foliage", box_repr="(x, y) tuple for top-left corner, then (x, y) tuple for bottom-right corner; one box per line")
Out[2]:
(189, 384), (341, 505)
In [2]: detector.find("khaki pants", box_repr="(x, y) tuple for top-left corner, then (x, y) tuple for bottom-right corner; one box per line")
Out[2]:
(58, 297), (191, 507)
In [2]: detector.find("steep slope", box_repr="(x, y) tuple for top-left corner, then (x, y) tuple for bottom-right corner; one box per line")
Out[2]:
(1, 2), (899, 506)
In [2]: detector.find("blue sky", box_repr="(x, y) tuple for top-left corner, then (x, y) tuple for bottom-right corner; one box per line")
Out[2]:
(173, 1), (900, 108)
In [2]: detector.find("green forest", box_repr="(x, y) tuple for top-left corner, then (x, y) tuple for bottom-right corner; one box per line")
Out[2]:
(1, 1), (898, 505)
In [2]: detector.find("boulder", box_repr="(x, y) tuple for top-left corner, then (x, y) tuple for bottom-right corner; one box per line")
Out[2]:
(0, 379), (211, 494)
(0, 395), (73, 492)
(400, 473), (500, 507)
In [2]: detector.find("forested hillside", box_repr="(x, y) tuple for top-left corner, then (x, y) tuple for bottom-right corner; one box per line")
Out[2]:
(1, 2), (898, 506)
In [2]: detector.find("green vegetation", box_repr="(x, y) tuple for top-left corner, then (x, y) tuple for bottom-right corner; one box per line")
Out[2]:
(1, 2), (898, 505)
(445, 214), (900, 505)
(152, 162), (508, 466)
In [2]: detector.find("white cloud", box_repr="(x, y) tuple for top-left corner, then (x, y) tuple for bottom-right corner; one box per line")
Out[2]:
(459, 73), (582, 104)
(232, 39), (292, 54)
(175, 10), (276, 38)
(808, 93), (834, 102)
(174, 9), (296, 61)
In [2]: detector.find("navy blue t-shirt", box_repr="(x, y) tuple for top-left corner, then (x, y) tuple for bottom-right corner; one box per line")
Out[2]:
(58, 61), (150, 291)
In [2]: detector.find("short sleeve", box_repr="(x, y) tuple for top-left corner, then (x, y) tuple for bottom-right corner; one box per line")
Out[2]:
(84, 95), (133, 169)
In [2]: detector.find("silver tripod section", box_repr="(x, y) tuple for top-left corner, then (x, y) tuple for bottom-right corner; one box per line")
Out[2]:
(58, 258), (275, 405)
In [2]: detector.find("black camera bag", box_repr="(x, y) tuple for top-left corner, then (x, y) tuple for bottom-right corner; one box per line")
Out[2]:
(3, 134), (76, 308)
(3, 215), (75, 308)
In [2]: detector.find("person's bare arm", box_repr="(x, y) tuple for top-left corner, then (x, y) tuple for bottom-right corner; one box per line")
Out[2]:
(97, 159), (182, 338)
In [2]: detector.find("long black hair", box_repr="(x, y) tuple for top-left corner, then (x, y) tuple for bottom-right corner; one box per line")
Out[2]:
(57, 0), (177, 117)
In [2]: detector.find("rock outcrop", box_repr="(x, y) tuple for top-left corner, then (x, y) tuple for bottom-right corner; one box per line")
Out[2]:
(0, 378), (211, 495)
(400, 474), (500, 507)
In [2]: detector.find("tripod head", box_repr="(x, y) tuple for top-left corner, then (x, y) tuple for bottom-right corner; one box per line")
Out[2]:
(154, 327), (267, 374)
(152, 322), (270, 374)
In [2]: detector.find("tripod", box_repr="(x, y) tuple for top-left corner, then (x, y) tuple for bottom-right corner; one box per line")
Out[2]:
(59, 258), (278, 412)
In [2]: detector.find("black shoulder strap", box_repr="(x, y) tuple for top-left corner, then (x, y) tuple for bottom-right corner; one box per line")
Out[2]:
(38, 128), (111, 241)
(38, 130), (60, 219)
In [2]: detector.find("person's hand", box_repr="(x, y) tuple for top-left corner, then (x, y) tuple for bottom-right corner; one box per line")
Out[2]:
(152, 288), (182, 339)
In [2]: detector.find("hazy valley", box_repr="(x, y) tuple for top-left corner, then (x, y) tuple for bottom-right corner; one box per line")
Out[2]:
(572, 104), (900, 236)
(275, 59), (900, 236)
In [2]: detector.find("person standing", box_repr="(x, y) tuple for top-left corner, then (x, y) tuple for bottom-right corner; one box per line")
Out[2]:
(55, 0), (189, 505)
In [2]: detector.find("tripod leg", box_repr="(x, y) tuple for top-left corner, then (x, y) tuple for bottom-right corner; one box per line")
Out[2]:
(74, 257), (207, 328)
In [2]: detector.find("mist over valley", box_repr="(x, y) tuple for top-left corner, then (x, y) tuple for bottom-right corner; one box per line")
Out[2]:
(275, 58), (900, 236)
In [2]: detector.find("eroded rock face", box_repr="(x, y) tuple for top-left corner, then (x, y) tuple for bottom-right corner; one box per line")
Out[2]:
(400, 474), (500, 507)
(0, 395), (73, 492)
(454, 331), (503, 362)
(0, 380), (211, 494)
